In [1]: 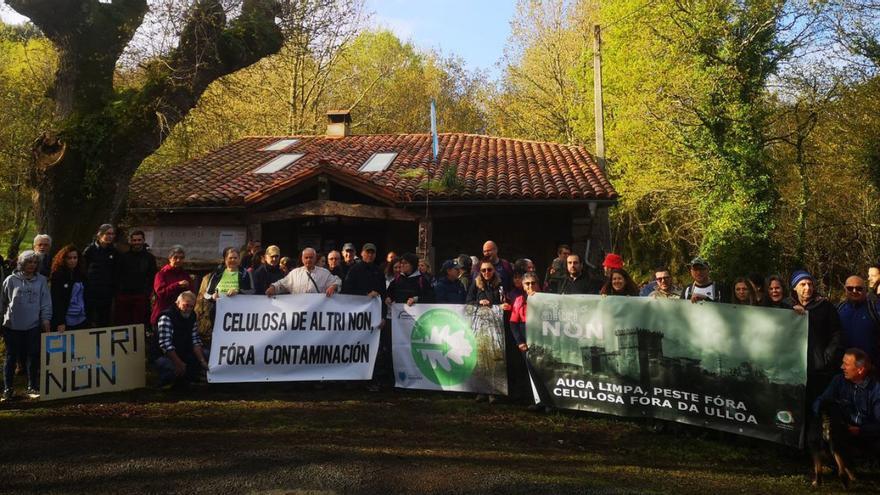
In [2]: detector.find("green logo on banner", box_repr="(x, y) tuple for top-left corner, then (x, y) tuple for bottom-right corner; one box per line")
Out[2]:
(410, 308), (477, 386)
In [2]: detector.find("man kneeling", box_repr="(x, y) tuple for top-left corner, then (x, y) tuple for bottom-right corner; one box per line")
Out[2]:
(810, 348), (880, 488)
(155, 291), (209, 387)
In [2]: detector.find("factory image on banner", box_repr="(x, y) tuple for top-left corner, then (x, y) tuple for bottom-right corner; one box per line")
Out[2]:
(526, 294), (808, 446)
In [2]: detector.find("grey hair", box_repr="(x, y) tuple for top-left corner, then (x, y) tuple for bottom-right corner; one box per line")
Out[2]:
(33, 234), (51, 246)
(16, 250), (39, 271)
(96, 223), (114, 236)
(167, 244), (185, 258)
(522, 272), (539, 284)
(177, 291), (197, 303)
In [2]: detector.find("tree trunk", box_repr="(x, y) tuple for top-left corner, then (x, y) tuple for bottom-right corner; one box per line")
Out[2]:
(9, 0), (284, 248)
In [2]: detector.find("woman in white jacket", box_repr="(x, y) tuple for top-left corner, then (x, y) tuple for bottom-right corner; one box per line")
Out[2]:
(0, 250), (52, 401)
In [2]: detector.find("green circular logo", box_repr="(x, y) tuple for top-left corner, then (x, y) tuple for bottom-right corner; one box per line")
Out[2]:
(410, 308), (477, 386)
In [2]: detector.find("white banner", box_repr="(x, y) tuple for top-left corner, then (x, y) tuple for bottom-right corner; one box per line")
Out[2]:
(392, 303), (508, 394)
(208, 294), (381, 383)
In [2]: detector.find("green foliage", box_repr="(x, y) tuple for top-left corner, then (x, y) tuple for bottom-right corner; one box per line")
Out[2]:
(398, 164), (464, 194)
(0, 21), (56, 257)
(487, 0), (788, 280)
(142, 29), (487, 174)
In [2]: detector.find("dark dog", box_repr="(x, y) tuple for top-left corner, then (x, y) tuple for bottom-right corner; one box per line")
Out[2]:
(811, 402), (857, 489)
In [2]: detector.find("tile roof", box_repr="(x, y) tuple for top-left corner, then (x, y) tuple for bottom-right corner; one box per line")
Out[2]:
(129, 134), (618, 209)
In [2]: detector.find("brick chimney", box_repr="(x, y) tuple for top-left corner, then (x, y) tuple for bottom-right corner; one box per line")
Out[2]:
(326, 110), (352, 137)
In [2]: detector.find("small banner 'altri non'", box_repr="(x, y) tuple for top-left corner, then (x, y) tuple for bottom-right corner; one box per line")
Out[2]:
(525, 294), (808, 447)
(40, 324), (146, 401)
(208, 294), (381, 383)
(392, 303), (508, 395)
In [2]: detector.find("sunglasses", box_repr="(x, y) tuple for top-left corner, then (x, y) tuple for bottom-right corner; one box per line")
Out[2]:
(845, 286), (865, 293)
(480, 268), (494, 273)
(523, 281), (536, 286)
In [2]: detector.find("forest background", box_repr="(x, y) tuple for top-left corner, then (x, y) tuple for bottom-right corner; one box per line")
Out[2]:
(2, 0), (879, 291)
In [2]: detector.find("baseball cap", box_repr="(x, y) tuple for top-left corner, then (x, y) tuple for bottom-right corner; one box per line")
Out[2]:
(362, 243), (377, 252)
(441, 259), (461, 272)
(342, 243), (355, 251)
(688, 256), (709, 268)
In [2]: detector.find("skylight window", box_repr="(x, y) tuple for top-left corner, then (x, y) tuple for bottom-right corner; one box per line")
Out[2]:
(259, 139), (299, 151)
(359, 152), (397, 172)
(253, 153), (304, 174)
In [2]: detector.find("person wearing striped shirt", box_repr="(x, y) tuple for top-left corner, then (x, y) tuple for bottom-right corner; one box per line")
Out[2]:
(154, 291), (208, 387)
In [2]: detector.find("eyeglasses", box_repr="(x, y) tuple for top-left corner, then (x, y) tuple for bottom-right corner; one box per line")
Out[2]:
(845, 286), (865, 293)
(656, 276), (670, 281)
(480, 268), (494, 273)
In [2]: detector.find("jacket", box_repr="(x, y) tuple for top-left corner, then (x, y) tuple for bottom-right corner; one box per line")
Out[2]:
(206, 267), (255, 298)
(50, 268), (87, 328)
(253, 264), (285, 295)
(342, 261), (386, 298)
(791, 296), (843, 374)
(813, 374), (880, 437)
(1, 271), (52, 330)
(433, 276), (467, 304)
(387, 271), (434, 304)
(151, 264), (192, 326)
(471, 258), (514, 292)
(763, 298), (793, 309)
(467, 278), (506, 305)
(557, 274), (593, 295)
(116, 248), (157, 295)
(836, 300), (880, 364)
(82, 241), (117, 302)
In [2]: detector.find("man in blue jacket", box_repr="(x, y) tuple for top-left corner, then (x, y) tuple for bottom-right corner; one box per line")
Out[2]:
(811, 348), (880, 487)
(837, 275), (880, 366)
(434, 259), (467, 304)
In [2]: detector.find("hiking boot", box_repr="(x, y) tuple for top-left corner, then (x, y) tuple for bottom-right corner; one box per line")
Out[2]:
(1, 389), (13, 402)
(25, 388), (40, 400)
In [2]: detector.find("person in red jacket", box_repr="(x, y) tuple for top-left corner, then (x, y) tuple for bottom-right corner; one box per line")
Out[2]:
(151, 245), (193, 327)
(510, 272), (552, 412)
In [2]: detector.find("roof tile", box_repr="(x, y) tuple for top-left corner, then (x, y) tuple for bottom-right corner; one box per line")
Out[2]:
(129, 133), (618, 208)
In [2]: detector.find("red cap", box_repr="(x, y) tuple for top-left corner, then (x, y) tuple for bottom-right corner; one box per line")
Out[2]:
(602, 253), (624, 270)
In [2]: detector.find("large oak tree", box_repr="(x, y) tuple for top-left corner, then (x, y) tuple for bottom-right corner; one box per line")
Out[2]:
(7, 0), (286, 247)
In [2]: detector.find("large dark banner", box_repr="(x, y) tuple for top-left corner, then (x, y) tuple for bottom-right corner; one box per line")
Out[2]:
(526, 294), (808, 446)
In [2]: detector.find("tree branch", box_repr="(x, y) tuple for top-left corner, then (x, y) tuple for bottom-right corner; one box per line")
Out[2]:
(8, 0), (149, 115)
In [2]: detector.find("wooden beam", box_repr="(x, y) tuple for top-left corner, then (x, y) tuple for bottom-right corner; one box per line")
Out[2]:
(248, 200), (419, 224)
(417, 216), (433, 265)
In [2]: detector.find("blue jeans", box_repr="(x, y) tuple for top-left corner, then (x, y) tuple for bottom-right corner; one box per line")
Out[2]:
(155, 348), (209, 386)
(3, 327), (40, 392)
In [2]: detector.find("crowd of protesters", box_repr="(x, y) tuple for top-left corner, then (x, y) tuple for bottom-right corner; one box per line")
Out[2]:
(2, 226), (879, 477)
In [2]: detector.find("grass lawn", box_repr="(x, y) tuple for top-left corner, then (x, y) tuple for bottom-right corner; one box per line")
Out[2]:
(0, 383), (877, 494)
